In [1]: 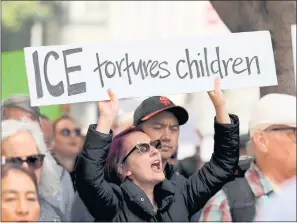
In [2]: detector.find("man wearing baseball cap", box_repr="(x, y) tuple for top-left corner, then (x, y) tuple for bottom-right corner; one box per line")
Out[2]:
(133, 95), (189, 178)
(2, 94), (41, 122)
(132, 81), (238, 190)
(199, 93), (296, 222)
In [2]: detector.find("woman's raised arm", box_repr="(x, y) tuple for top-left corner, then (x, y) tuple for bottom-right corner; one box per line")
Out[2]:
(75, 89), (121, 221)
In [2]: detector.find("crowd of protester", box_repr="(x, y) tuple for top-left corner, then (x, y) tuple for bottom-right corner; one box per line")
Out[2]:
(1, 79), (296, 222)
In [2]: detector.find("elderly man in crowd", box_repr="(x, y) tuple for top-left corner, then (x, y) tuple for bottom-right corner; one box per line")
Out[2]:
(199, 93), (296, 222)
(1, 118), (62, 221)
(1, 94), (75, 221)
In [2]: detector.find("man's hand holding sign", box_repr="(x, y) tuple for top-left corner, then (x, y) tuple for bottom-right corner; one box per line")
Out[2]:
(24, 31), (277, 106)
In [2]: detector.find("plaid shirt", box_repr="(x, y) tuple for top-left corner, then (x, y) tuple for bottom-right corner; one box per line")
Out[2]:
(199, 162), (274, 221)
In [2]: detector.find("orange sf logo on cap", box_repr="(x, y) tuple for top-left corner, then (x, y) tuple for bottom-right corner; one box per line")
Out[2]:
(160, 96), (171, 106)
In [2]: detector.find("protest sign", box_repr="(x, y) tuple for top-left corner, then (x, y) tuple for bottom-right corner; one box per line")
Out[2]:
(24, 31), (277, 106)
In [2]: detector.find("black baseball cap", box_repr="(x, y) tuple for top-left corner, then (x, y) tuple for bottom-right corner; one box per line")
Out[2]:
(133, 96), (189, 126)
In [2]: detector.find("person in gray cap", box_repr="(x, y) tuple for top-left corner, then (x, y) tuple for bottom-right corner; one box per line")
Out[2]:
(2, 94), (41, 122)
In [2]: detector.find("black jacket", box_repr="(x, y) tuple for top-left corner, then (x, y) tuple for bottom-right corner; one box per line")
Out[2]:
(69, 140), (186, 221)
(75, 115), (239, 222)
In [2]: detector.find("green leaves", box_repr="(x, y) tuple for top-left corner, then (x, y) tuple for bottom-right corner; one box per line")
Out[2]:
(2, 1), (52, 31)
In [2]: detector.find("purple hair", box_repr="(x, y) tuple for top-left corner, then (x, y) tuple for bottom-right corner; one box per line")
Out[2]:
(105, 126), (145, 184)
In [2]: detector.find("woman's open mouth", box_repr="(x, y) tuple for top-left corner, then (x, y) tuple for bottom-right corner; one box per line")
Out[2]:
(151, 160), (162, 172)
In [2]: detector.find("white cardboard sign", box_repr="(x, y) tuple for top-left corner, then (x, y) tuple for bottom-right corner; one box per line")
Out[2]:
(24, 31), (277, 106)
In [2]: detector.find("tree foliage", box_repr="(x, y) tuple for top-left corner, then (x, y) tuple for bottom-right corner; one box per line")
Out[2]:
(2, 1), (52, 31)
(210, 1), (296, 96)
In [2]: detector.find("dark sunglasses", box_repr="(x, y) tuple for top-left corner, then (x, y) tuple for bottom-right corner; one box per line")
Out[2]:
(122, 140), (162, 163)
(2, 154), (45, 170)
(267, 127), (296, 132)
(60, 128), (81, 137)
(265, 127), (296, 141)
